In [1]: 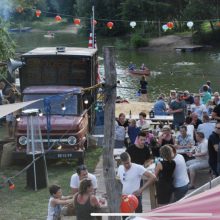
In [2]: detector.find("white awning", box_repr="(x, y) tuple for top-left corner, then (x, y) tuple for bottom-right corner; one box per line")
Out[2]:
(0, 99), (41, 118)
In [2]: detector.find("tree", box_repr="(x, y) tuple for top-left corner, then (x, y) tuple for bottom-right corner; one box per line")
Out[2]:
(0, 18), (15, 78)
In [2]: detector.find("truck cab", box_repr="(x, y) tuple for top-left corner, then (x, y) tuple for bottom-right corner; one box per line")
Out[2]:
(13, 47), (98, 162)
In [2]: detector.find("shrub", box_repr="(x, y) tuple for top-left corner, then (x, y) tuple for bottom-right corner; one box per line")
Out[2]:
(130, 34), (149, 48)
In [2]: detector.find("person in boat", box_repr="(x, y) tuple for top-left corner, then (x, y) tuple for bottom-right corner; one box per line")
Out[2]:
(128, 62), (136, 71)
(140, 63), (146, 70)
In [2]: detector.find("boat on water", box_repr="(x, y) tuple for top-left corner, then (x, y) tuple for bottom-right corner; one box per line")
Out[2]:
(44, 33), (55, 38)
(126, 67), (151, 76)
(9, 27), (32, 32)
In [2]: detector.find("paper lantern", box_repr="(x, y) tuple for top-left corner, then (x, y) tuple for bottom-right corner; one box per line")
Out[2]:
(74, 18), (81, 25)
(55, 15), (62, 22)
(162, 24), (168, 31)
(93, 19), (97, 25)
(107, 21), (114, 29)
(35, 9), (41, 18)
(167, 22), (174, 29)
(120, 195), (139, 213)
(130, 21), (136, 28)
(187, 21), (194, 29)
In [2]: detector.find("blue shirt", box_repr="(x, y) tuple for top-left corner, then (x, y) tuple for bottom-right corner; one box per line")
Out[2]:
(154, 99), (167, 115)
(128, 126), (140, 144)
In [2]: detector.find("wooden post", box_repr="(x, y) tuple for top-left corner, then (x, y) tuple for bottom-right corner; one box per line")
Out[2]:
(103, 46), (122, 220)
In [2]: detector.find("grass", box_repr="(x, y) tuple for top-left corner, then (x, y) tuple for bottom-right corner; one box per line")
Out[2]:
(0, 147), (103, 220)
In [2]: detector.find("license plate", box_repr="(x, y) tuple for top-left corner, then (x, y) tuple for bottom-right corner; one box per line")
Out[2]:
(57, 153), (74, 158)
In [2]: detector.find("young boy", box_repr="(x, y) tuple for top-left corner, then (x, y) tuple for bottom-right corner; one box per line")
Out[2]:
(47, 184), (74, 220)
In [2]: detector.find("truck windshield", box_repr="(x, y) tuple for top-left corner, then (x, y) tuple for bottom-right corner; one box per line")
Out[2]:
(23, 94), (78, 115)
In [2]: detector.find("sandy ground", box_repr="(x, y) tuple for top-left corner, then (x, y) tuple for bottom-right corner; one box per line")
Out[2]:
(116, 101), (153, 117)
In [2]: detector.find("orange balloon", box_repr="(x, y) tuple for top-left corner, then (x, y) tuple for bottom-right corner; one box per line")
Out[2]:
(55, 15), (62, 22)
(107, 21), (114, 29)
(74, 18), (81, 25)
(120, 195), (139, 213)
(167, 22), (174, 29)
(35, 9), (41, 18)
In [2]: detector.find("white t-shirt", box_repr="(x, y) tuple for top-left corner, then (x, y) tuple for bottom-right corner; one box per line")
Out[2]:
(197, 122), (215, 139)
(70, 173), (97, 189)
(195, 138), (208, 161)
(186, 124), (194, 140)
(117, 163), (146, 195)
(136, 119), (151, 128)
(190, 104), (207, 120)
(173, 154), (189, 188)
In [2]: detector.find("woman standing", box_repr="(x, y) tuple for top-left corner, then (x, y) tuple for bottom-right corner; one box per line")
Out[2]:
(155, 145), (176, 206)
(74, 179), (100, 220)
(139, 76), (148, 102)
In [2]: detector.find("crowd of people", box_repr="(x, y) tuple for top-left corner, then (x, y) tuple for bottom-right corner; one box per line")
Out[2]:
(112, 79), (220, 211)
(46, 79), (220, 218)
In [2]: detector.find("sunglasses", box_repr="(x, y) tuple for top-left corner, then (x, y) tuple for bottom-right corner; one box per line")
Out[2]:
(123, 173), (126, 181)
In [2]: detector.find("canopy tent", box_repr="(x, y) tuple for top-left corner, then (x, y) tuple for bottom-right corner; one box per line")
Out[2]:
(133, 185), (220, 220)
(0, 100), (41, 118)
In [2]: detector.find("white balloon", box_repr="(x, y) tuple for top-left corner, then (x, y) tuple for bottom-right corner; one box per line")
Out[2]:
(187, 21), (194, 29)
(162, 24), (168, 31)
(130, 21), (136, 28)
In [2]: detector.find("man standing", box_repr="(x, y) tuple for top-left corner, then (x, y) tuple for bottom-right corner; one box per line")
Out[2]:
(168, 93), (186, 130)
(208, 122), (220, 176)
(70, 165), (97, 194)
(117, 152), (156, 213)
(126, 131), (151, 166)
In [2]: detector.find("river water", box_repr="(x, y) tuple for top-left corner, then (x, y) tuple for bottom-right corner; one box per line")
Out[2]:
(11, 31), (220, 101)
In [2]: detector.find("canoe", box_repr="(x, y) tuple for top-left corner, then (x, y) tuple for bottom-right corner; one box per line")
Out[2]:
(44, 34), (55, 38)
(127, 67), (150, 76)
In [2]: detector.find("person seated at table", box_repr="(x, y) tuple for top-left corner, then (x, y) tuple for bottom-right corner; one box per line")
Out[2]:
(186, 132), (209, 189)
(212, 92), (220, 106)
(184, 116), (194, 141)
(141, 125), (155, 145)
(155, 145), (176, 206)
(128, 119), (140, 145)
(158, 126), (175, 147)
(70, 165), (98, 195)
(136, 112), (151, 128)
(175, 125), (194, 149)
(115, 113), (129, 148)
(197, 113), (215, 140)
(153, 94), (167, 116)
(126, 131), (151, 166)
(190, 112), (202, 130)
(128, 62), (136, 71)
(74, 179), (101, 220)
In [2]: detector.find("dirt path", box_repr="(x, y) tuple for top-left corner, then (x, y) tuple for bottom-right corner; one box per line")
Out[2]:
(140, 34), (193, 51)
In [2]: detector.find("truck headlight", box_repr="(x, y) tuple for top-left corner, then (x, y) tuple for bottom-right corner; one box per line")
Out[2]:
(67, 136), (77, 145)
(19, 136), (27, 145)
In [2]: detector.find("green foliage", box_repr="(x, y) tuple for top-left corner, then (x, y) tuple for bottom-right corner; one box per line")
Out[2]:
(0, 19), (15, 60)
(0, 147), (103, 220)
(130, 34), (149, 48)
(115, 38), (130, 50)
